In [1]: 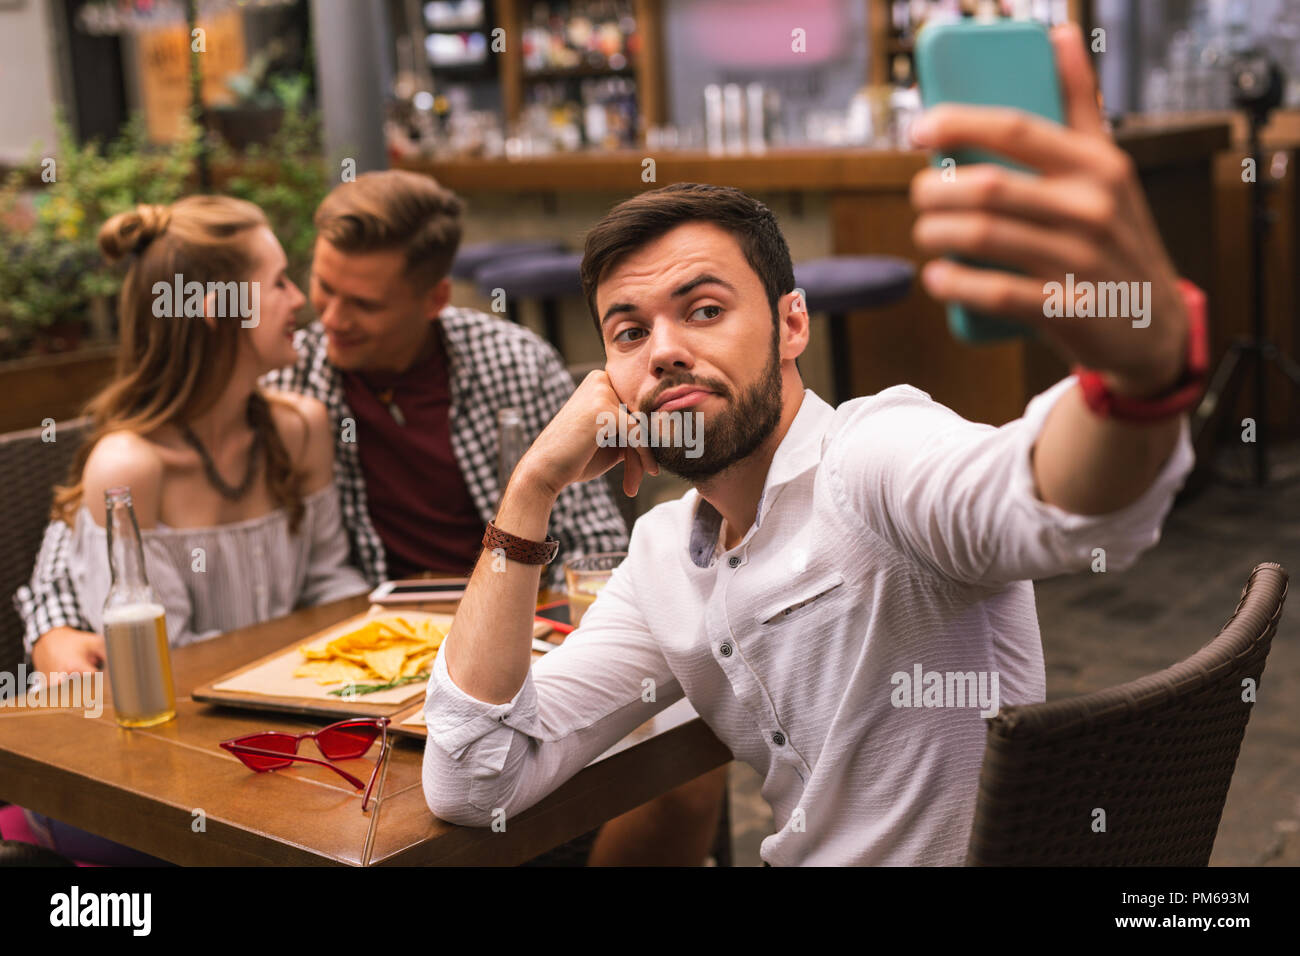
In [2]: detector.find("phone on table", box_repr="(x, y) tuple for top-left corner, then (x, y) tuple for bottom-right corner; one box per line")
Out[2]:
(368, 578), (469, 604)
(913, 18), (1066, 344)
(534, 599), (575, 635)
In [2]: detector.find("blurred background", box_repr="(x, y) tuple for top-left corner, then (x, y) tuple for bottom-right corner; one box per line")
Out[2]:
(1, 0), (1297, 457)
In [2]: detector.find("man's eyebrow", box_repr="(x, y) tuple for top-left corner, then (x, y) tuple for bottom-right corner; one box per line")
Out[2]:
(600, 273), (737, 330)
(600, 301), (638, 329)
(314, 274), (380, 308)
(671, 273), (736, 299)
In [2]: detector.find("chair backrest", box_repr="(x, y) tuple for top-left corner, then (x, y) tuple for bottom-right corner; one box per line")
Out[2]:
(966, 562), (1288, 866)
(0, 417), (92, 676)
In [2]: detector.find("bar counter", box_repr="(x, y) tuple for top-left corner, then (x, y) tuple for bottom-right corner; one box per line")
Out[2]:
(397, 120), (1231, 426)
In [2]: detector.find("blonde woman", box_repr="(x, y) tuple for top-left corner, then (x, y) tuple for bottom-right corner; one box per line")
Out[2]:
(27, 195), (368, 678)
(16, 196), (370, 865)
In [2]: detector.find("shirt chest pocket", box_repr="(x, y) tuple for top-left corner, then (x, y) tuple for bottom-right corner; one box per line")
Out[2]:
(753, 571), (845, 626)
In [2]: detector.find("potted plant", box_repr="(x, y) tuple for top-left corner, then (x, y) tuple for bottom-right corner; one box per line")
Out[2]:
(206, 42), (307, 150)
(0, 113), (199, 359)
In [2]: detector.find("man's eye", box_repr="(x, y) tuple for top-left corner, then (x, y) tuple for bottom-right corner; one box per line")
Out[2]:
(690, 305), (723, 321)
(613, 326), (647, 343)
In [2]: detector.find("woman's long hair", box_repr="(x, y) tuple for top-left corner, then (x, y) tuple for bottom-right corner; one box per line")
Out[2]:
(51, 195), (306, 533)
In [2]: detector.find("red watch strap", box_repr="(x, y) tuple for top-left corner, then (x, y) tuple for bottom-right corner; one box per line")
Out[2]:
(483, 521), (560, 565)
(1073, 279), (1208, 423)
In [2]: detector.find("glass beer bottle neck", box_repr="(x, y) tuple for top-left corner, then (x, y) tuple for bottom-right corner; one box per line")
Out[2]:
(105, 490), (152, 592)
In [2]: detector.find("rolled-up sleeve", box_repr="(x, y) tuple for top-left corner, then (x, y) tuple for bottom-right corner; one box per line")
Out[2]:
(421, 550), (683, 826)
(15, 519), (92, 657)
(832, 375), (1195, 589)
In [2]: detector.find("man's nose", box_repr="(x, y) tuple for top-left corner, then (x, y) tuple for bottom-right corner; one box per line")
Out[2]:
(646, 320), (694, 376)
(316, 294), (344, 328)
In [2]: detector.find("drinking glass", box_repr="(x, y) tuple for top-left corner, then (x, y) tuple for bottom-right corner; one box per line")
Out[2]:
(564, 552), (626, 628)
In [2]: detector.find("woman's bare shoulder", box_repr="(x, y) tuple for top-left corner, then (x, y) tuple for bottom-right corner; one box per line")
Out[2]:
(81, 431), (166, 528)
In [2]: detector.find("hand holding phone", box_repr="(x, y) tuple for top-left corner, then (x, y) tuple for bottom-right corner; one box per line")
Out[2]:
(910, 21), (1189, 390)
(913, 18), (1065, 344)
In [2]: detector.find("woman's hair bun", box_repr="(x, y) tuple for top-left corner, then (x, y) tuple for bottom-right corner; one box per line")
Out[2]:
(98, 203), (172, 262)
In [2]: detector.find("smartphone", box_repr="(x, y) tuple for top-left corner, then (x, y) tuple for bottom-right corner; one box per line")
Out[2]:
(368, 578), (469, 604)
(913, 18), (1066, 344)
(534, 599), (575, 635)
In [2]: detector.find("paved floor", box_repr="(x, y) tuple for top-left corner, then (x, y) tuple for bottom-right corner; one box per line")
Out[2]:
(721, 439), (1300, 866)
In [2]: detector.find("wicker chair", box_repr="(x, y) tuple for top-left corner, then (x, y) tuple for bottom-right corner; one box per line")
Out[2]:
(966, 562), (1288, 866)
(0, 417), (91, 679)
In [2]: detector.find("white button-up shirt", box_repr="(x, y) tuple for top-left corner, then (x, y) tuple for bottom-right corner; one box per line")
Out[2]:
(422, 377), (1194, 865)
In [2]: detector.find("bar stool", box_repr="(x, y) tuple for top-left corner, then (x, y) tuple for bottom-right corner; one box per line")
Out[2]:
(475, 251), (584, 355)
(794, 256), (915, 406)
(449, 239), (566, 281)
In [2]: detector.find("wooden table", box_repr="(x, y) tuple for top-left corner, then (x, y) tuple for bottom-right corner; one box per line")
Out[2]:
(0, 594), (731, 865)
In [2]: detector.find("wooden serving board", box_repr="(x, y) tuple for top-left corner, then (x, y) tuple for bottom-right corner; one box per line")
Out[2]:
(391, 700), (429, 741)
(193, 606), (554, 721)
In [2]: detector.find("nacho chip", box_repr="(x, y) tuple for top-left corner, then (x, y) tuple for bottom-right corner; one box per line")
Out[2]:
(401, 649), (438, 678)
(297, 612), (447, 685)
(361, 646), (407, 683)
(292, 659), (372, 685)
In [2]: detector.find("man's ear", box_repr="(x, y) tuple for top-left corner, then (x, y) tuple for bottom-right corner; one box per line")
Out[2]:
(778, 289), (810, 362)
(423, 276), (452, 320)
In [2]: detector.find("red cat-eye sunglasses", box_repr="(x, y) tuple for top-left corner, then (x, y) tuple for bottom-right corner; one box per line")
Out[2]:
(220, 717), (390, 811)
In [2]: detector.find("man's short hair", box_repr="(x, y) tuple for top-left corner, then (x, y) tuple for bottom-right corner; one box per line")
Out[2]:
(314, 169), (464, 289)
(580, 183), (795, 338)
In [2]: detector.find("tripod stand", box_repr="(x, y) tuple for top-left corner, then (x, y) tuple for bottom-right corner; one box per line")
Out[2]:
(1192, 50), (1300, 487)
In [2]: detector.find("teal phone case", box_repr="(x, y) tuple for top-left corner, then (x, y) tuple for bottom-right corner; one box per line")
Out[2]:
(913, 19), (1065, 344)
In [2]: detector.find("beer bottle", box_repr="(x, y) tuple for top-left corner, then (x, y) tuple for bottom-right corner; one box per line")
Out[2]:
(102, 486), (176, 727)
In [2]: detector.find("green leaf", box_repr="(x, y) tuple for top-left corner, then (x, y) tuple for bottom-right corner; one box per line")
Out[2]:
(326, 673), (430, 698)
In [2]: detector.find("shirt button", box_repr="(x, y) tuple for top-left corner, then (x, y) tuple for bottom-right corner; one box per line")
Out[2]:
(719, 642), (733, 657)
(728, 556), (741, 568)
(772, 732), (786, 746)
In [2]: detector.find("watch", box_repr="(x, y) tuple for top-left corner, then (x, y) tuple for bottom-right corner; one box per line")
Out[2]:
(1073, 279), (1208, 423)
(482, 520), (560, 566)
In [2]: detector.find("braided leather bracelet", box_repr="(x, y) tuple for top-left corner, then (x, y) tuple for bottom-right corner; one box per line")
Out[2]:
(482, 520), (560, 565)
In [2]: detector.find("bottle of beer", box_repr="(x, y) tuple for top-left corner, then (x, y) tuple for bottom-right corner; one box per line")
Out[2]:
(496, 407), (528, 500)
(102, 486), (176, 727)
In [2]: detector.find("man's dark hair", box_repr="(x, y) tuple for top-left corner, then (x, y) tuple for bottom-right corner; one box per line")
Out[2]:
(580, 183), (795, 339)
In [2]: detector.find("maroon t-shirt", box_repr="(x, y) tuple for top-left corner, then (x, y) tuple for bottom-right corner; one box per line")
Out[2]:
(340, 331), (484, 579)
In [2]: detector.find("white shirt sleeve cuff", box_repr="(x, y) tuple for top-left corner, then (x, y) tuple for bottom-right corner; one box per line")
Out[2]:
(423, 641), (539, 761)
(1001, 375), (1196, 574)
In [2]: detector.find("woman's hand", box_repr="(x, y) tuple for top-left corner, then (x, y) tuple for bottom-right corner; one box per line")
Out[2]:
(30, 626), (106, 684)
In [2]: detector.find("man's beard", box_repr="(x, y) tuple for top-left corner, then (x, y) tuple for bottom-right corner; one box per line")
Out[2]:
(639, 334), (783, 482)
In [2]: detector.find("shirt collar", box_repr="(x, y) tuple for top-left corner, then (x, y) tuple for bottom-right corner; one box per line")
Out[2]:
(687, 389), (836, 568)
